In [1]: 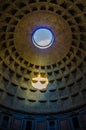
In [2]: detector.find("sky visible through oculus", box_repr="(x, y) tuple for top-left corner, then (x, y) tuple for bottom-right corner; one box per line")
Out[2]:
(32, 28), (54, 48)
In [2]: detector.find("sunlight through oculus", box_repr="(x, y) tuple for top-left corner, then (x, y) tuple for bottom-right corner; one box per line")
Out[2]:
(31, 74), (48, 90)
(32, 28), (54, 49)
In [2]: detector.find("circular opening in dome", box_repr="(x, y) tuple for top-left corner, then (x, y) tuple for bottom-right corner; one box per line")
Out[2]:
(32, 27), (54, 49)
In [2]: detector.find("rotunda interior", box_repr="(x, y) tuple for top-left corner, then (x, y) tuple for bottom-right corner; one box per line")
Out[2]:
(0, 0), (86, 130)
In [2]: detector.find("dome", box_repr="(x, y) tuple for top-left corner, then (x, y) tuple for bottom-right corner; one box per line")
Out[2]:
(0, 0), (86, 115)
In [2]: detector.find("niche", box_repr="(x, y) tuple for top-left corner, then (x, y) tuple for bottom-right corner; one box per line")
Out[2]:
(72, 117), (80, 129)
(26, 120), (32, 130)
(49, 120), (56, 130)
(1, 116), (9, 128)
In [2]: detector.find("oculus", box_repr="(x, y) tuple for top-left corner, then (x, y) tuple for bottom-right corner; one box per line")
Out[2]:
(32, 27), (54, 49)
